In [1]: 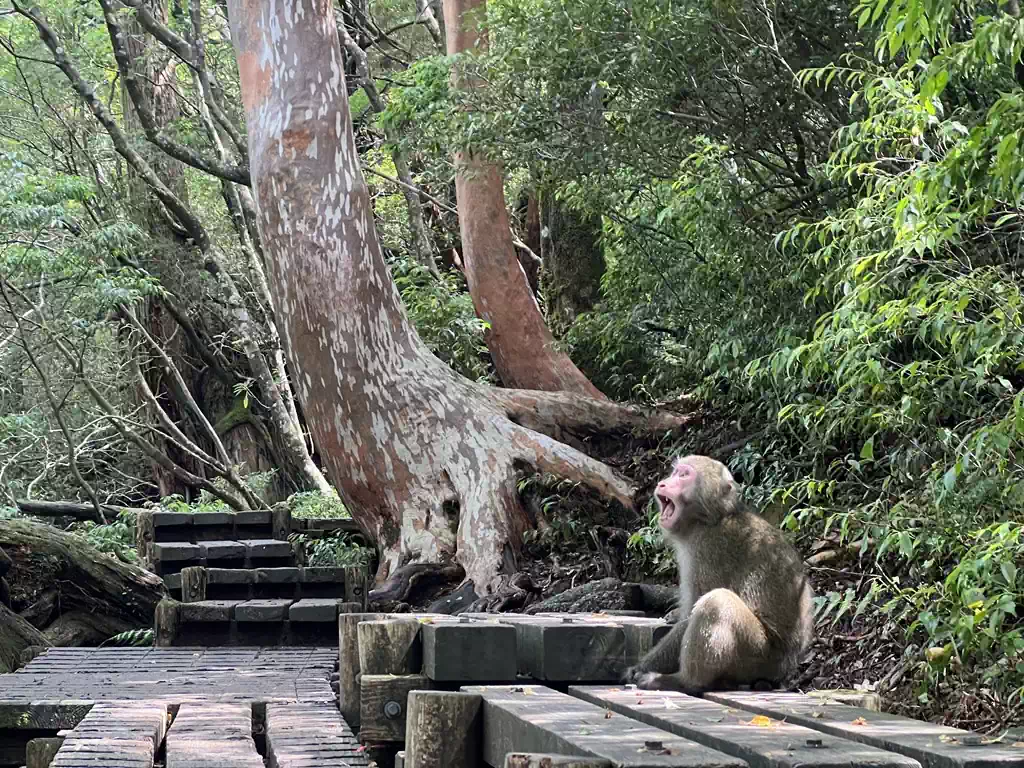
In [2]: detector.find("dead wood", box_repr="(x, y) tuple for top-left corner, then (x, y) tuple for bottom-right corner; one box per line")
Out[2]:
(490, 389), (696, 440)
(636, 583), (679, 615)
(19, 588), (58, 628)
(43, 611), (133, 647)
(0, 603), (50, 673)
(0, 518), (166, 641)
(15, 499), (146, 521)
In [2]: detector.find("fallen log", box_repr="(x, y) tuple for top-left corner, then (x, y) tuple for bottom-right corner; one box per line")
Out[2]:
(0, 603), (49, 673)
(14, 499), (146, 522)
(0, 518), (167, 646)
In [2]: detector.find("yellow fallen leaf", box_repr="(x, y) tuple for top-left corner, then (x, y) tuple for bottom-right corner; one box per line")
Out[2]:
(851, 717), (868, 726)
(749, 715), (774, 727)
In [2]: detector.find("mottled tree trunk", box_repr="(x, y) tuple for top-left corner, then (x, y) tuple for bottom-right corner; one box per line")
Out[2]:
(442, 0), (605, 398)
(225, 0), (681, 595)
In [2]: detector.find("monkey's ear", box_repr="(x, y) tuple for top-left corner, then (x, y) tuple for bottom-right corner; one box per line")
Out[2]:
(720, 464), (740, 512)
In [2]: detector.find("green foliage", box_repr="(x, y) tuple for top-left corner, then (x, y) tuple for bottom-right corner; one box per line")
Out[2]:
(74, 510), (137, 564)
(742, 0), (1024, 697)
(288, 489), (350, 519)
(390, 256), (493, 382)
(293, 531), (373, 567)
(100, 628), (154, 647)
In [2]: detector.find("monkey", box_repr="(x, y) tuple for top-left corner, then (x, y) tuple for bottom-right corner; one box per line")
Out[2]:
(623, 455), (813, 693)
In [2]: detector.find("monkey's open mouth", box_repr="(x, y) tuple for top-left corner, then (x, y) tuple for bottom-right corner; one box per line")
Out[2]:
(656, 494), (677, 525)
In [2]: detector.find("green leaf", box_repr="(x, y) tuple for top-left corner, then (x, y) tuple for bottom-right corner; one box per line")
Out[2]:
(1001, 561), (1017, 587)
(860, 436), (875, 460)
(943, 465), (958, 493)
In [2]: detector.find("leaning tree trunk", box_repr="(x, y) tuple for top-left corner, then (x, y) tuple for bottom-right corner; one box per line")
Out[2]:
(442, 0), (605, 398)
(225, 0), (689, 595)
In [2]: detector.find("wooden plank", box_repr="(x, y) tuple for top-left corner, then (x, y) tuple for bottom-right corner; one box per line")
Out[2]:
(289, 598), (341, 622)
(243, 539), (292, 559)
(26, 737), (64, 768)
(404, 691), (482, 768)
(265, 701), (369, 767)
(338, 611), (385, 728)
(358, 619), (423, 674)
(505, 757), (612, 768)
(359, 674), (431, 742)
(235, 599), (292, 622)
(571, 687), (920, 768)
(165, 703), (263, 768)
(705, 691), (1024, 768)
(516, 619), (627, 681)
(420, 619), (517, 682)
(0, 647), (336, 706)
(179, 600), (241, 622)
(50, 702), (167, 768)
(199, 541), (247, 560)
(152, 543), (201, 561)
(462, 684), (747, 768)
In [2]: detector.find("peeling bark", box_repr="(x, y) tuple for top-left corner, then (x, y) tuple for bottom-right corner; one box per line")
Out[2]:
(443, 0), (606, 398)
(224, 0), (687, 594)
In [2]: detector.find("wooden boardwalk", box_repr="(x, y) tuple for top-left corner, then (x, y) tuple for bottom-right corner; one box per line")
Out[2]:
(2, 628), (1024, 768)
(2, 510), (1020, 767)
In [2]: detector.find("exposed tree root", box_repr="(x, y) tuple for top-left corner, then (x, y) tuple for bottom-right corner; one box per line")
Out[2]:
(490, 388), (697, 438)
(510, 427), (636, 509)
(368, 561), (465, 605)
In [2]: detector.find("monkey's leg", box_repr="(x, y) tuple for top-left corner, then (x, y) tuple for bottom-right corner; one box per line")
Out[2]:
(621, 618), (688, 684)
(637, 589), (770, 693)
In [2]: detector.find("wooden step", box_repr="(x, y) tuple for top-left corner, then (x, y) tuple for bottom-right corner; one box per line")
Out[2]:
(150, 539), (293, 575)
(571, 687), (921, 768)
(164, 565), (350, 601)
(1, 647), (336, 706)
(165, 703), (262, 768)
(265, 701), (369, 767)
(160, 598), (347, 646)
(462, 684), (745, 768)
(705, 690), (1024, 768)
(49, 702), (166, 768)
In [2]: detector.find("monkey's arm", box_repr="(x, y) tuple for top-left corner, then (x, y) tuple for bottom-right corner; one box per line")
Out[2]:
(622, 619), (688, 683)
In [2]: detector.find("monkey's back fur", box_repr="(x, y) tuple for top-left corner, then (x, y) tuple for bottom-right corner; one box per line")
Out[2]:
(679, 504), (813, 683)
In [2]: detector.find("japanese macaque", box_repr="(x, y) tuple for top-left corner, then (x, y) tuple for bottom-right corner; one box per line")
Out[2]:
(623, 455), (813, 692)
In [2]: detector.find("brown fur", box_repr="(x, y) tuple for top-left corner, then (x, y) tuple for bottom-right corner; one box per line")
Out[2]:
(623, 455), (813, 693)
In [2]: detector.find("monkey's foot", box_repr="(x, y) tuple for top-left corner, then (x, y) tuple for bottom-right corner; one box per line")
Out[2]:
(622, 665), (646, 685)
(635, 672), (667, 690)
(635, 672), (705, 696)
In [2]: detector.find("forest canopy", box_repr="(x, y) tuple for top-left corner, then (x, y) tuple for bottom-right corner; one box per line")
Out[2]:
(1, 0), (1023, 727)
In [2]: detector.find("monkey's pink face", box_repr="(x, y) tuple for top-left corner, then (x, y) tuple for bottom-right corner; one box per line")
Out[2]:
(655, 460), (695, 529)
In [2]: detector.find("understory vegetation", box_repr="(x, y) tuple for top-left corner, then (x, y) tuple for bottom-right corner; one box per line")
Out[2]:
(1, 0), (1023, 728)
